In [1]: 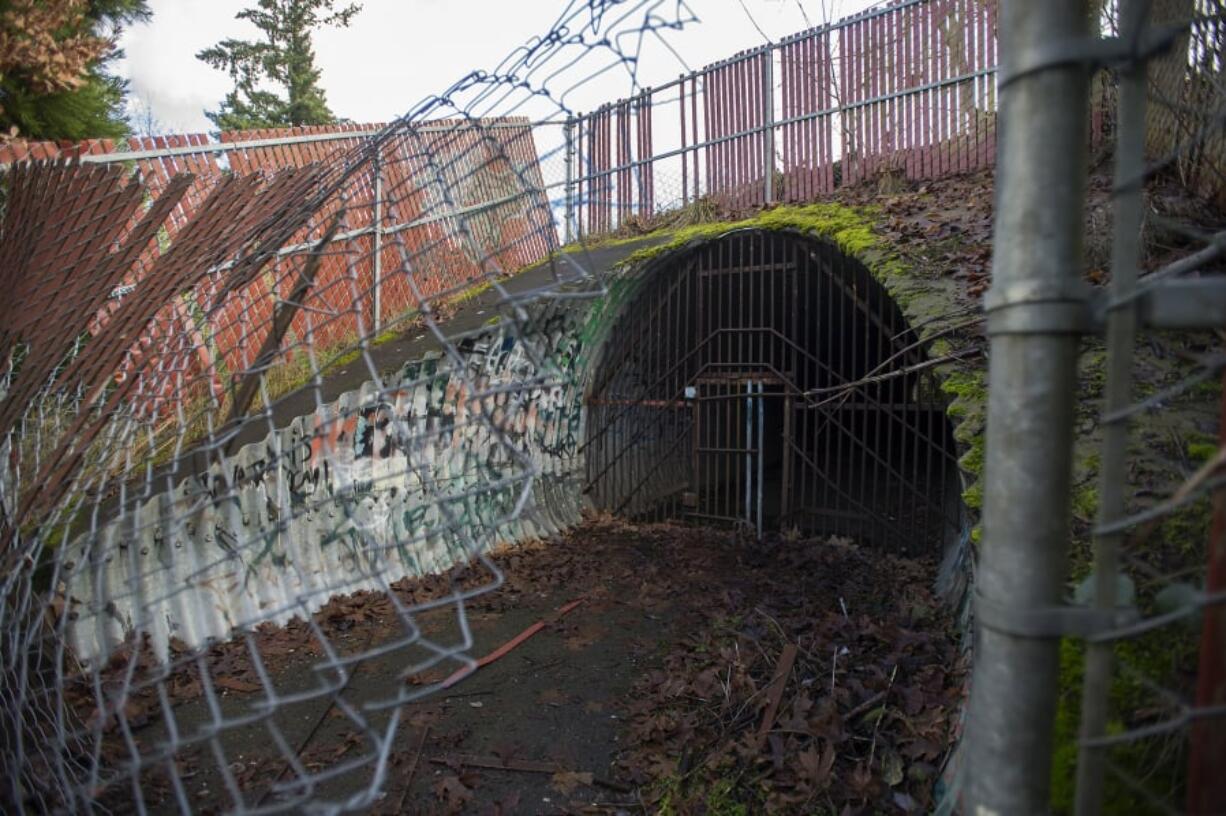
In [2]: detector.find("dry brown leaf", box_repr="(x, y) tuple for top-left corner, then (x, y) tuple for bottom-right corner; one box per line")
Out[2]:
(550, 770), (593, 795)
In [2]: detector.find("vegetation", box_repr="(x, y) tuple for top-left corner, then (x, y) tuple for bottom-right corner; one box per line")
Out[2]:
(0, 0), (150, 140)
(197, 0), (362, 131)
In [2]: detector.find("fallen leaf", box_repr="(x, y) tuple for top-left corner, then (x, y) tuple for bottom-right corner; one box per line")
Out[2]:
(550, 770), (593, 795)
(214, 675), (261, 694)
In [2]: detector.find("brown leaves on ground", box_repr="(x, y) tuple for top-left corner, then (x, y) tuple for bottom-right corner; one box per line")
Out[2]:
(550, 770), (594, 795)
(613, 529), (967, 815)
(432, 772), (477, 812)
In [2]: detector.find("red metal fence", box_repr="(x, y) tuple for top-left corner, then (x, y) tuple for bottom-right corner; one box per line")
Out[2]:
(0, 120), (552, 425)
(571, 0), (1000, 233)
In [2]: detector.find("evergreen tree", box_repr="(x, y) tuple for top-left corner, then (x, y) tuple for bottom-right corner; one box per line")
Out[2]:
(197, 0), (362, 132)
(0, 0), (151, 141)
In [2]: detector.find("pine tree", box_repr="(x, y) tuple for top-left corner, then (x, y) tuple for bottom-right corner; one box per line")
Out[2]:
(197, 0), (362, 132)
(0, 0), (151, 141)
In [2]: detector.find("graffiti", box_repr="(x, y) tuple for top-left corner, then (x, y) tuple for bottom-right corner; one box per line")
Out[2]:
(63, 297), (601, 663)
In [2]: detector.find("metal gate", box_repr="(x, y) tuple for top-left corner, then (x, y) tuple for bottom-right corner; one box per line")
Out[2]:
(584, 230), (961, 554)
(687, 376), (779, 536)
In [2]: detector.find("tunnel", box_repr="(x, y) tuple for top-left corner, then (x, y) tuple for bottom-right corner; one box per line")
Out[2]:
(583, 229), (963, 555)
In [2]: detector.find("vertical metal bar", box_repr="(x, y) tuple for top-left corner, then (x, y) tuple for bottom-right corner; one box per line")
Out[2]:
(757, 381), (764, 537)
(781, 392), (792, 523)
(745, 379), (753, 527)
(680, 75), (689, 206)
(1189, 369), (1226, 814)
(372, 141), (383, 333)
(1075, 0), (1146, 810)
(692, 74), (701, 200)
(966, 0), (1092, 813)
(564, 117), (575, 244)
(763, 46), (776, 205)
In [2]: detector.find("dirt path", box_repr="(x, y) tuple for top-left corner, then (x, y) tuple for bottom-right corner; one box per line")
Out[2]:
(78, 518), (963, 815)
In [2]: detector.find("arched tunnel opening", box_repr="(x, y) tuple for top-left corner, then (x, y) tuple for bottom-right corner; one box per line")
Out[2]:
(585, 230), (963, 555)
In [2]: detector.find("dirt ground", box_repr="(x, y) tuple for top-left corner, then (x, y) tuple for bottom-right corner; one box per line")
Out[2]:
(72, 517), (965, 815)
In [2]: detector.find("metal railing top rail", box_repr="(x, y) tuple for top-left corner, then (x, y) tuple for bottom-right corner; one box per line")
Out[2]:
(0, 119), (567, 167)
(569, 0), (946, 104)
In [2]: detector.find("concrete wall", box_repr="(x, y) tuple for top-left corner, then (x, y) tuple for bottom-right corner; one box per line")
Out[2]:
(63, 292), (610, 663)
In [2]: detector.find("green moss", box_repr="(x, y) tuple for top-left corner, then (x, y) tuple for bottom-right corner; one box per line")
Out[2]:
(962, 482), (983, 510)
(617, 203), (897, 276)
(1071, 483), (1099, 523)
(1052, 631), (1197, 815)
(930, 337), (954, 358)
(959, 435), (986, 478)
(705, 779), (751, 816)
(1187, 439), (1219, 464)
(1158, 496), (1213, 558)
(940, 369), (986, 404)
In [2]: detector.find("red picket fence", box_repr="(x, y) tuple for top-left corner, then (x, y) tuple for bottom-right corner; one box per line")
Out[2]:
(573, 0), (1000, 233)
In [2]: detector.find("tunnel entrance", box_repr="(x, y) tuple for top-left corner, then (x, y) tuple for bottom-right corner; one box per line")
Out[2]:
(584, 230), (961, 554)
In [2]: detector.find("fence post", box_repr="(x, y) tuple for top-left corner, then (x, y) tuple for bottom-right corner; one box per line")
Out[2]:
(372, 140), (383, 333)
(564, 116), (576, 245)
(762, 46), (775, 205)
(967, 0), (1092, 813)
(1074, 1), (1147, 811)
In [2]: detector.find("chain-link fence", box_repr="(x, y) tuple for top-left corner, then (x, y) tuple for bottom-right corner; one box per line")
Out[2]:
(3, 0), (1225, 813)
(0, 2), (701, 813)
(967, 1), (1226, 814)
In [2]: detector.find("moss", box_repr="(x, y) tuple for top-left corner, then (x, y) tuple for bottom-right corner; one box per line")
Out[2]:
(940, 369), (986, 404)
(1186, 439), (1219, 464)
(1158, 496), (1213, 558)
(705, 778), (751, 816)
(617, 203), (898, 276)
(962, 482), (983, 511)
(1071, 483), (1099, 523)
(1052, 631), (1197, 815)
(959, 435), (986, 478)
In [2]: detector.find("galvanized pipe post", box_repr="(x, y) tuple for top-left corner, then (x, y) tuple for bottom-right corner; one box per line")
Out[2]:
(564, 116), (576, 244)
(372, 141), (383, 333)
(968, 1), (1092, 813)
(762, 45), (776, 205)
(1075, 0), (1147, 811)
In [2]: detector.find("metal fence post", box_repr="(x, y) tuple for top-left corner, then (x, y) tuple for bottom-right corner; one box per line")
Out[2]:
(967, 1), (1093, 813)
(1074, 1), (1147, 812)
(372, 140), (383, 333)
(762, 45), (775, 205)
(564, 117), (576, 245)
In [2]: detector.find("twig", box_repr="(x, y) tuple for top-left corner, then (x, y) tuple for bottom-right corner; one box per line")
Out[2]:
(754, 644), (799, 751)
(428, 753), (629, 792)
(393, 726), (430, 814)
(844, 689), (887, 723)
(866, 664), (899, 770)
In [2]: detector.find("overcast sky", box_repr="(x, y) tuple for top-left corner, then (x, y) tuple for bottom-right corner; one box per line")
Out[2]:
(117, 0), (879, 135)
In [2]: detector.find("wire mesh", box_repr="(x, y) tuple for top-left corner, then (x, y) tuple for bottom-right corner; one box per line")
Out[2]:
(0, 2), (701, 813)
(976, 1), (1226, 813)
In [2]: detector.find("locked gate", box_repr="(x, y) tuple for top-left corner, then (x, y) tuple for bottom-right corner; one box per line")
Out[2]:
(585, 230), (962, 554)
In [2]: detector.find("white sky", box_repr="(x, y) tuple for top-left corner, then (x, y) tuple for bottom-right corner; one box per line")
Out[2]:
(117, 0), (878, 135)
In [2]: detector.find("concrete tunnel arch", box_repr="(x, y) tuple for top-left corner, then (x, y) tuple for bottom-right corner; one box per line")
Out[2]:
(579, 228), (966, 558)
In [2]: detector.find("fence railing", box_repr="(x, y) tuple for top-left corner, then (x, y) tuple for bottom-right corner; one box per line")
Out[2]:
(566, 0), (1000, 237)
